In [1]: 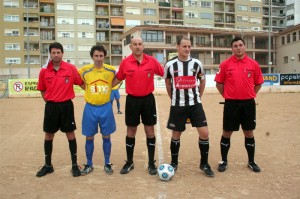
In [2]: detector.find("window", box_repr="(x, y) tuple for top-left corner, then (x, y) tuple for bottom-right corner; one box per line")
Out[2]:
(250, 7), (260, 13)
(4, 29), (19, 36)
(5, 43), (20, 50)
(143, 0), (156, 3)
(58, 31), (74, 38)
(281, 36), (285, 45)
(77, 4), (93, 11)
(249, 17), (261, 24)
(57, 3), (73, 11)
(78, 46), (92, 51)
(5, 58), (21, 64)
(287, 15), (294, 21)
(200, 1), (212, 8)
(166, 35), (172, 44)
(196, 37), (206, 45)
(187, 0), (197, 7)
(185, 12), (196, 18)
(143, 8), (156, 15)
(79, 58), (91, 65)
(4, 14), (19, 22)
(298, 54), (300, 62)
(64, 58), (75, 64)
(64, 45), (75, 52)
(237, 16), (248, 22)
(3, 0), (19, 7)
(78, 18), (93, 25)
(293, 32), (296, 42)
(204, 69), (211, 74)
(141, 30), (163, 42)
(237, 5), (247, 11)
(57, 17), (74, 24)
(126, 20), (141, 26)
(144, 20), (156, 25)
(126, 7), (141, 15)
(287, 34), (290, 43)
(200, 13), (212, 19)
(284, 56), (288, 64)
(78, 32), (94, 38)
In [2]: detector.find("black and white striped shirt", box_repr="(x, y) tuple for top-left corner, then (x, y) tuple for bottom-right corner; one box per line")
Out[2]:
(163, 56), (205, 107)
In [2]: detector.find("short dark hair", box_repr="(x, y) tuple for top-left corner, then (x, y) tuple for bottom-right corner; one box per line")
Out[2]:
(231, 37), (245, 47)
(49, 42), (64, 53)
(176, 36), (190, 45)
(90, 45), (107, 58)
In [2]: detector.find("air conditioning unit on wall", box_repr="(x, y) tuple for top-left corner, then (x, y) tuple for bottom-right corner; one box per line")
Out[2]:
(252, 27), (260, 31)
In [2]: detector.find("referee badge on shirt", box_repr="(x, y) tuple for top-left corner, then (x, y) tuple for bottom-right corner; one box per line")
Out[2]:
(248, 72), (251, 78)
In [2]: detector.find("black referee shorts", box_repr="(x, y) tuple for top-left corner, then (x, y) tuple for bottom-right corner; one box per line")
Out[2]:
(125, 93), (157, 127)
(223, 99), (256, 131)
(43, 100), (77, 133)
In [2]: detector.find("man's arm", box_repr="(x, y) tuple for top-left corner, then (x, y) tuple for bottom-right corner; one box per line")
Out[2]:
(112, 77), (121, 88)
(165, 79), (172, 99)
(40, 91), (46, 102)
(117, 81), (123, 89)
(79, 84), (86, 90)
(254, 84), (262, 94)
(216, 82), (224, 95)
(199, 79), (206, 98)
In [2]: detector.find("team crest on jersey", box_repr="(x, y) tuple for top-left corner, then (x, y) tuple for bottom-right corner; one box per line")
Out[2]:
(248, 72), (251, 78)
(104, 74), (109, 80)
(148, 72), (150, 78)
(65, 77), (69, 83)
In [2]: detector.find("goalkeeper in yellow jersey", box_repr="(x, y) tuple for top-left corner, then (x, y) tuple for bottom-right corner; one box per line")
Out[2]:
(78, 45), (116, 175)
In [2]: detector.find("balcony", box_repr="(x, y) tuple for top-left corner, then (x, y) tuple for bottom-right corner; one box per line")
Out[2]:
(96, 0), (109, 2)
(159, 2), (170, 7)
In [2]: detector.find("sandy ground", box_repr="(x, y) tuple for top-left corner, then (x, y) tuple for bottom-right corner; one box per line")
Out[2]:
(0, 92), (300, 199)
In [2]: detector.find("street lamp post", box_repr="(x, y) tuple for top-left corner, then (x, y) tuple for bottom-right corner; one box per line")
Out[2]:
(291, 56), (295, 73)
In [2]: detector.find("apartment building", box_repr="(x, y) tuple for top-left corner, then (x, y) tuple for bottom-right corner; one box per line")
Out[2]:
(121, 24), (277, 74)
(275, 24), (300, 73)
(0, 0), (299, 79)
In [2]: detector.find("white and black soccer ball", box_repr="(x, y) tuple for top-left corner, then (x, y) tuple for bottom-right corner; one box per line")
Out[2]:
(157, 163), (175, 181)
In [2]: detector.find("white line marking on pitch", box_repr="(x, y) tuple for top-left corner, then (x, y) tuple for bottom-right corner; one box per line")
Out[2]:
(156, 101), (167, 199)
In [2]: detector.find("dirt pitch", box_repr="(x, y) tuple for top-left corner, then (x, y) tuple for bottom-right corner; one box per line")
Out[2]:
(0, 92), (299, 199)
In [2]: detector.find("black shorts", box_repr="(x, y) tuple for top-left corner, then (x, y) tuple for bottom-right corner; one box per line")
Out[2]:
(43, 100), (77, 133)
(125, 93), (157, 127)
(223, 99), (256, 131)
(167, 103), (207, 132)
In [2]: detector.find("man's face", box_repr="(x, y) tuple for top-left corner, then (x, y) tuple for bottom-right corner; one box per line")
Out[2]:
(50, 48), (63, 63)
(177, 39), (191, 59)
(232, 40), (246, 59)
(130, 38), (144, 56)
(92, 50), (105, 67)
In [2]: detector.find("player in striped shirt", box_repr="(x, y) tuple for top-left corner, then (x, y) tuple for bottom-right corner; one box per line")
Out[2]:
(78, 45), (116, 175)
(163, 36), (214, 177)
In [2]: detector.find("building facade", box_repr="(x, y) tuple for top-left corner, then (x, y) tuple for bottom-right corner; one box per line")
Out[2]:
(0, 0), (299, 79)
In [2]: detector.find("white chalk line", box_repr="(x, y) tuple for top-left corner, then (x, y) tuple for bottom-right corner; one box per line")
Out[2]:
(156, 101), (167, 199)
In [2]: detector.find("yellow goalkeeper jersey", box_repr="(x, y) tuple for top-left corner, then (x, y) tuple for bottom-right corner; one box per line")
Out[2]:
(79, 63), (116, 105)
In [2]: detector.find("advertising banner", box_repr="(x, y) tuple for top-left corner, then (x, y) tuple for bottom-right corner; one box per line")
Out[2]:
(280, 74), (300, 85)
(8, 79), (84, 97)
(263, 74), (280, 86)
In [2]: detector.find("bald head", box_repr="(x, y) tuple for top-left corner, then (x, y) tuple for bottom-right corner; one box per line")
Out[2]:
(131, 37), (143, 44)
(130, 37), (144, 59)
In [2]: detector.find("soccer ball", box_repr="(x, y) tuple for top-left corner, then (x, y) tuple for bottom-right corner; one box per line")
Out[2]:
(157, 163), (175, 181)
